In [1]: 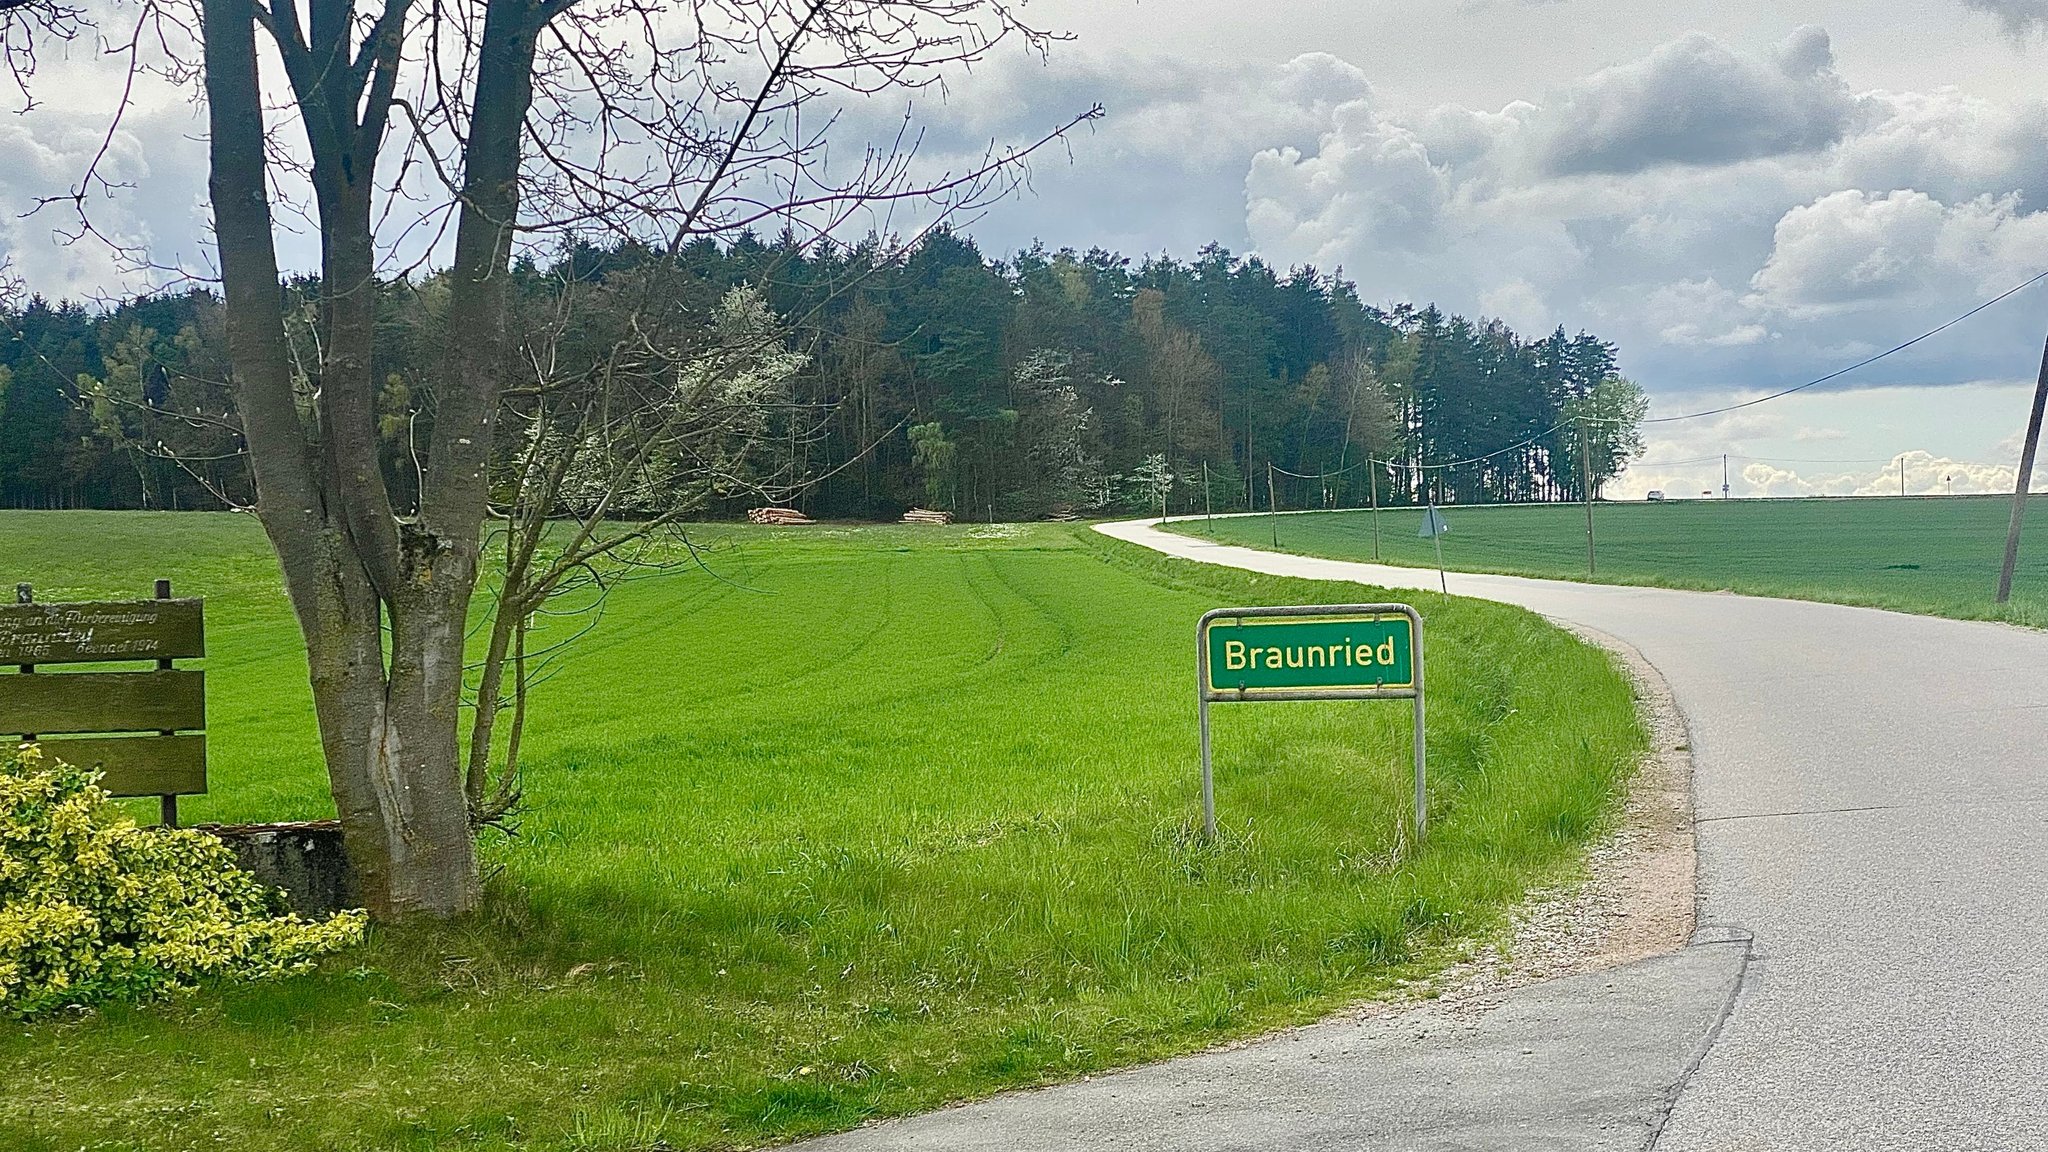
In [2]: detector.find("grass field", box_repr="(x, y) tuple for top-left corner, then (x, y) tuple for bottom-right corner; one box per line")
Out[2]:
(0, 512), (1642, 1151)
(1171, 495), (2048, 626)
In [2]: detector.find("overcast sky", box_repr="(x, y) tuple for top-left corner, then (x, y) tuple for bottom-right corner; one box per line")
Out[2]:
(10, 0), (2048, 497)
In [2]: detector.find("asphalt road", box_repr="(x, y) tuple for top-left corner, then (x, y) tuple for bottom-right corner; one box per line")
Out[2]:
(804, 932), (1751, 1152)
(803, 520), (2048, 1150)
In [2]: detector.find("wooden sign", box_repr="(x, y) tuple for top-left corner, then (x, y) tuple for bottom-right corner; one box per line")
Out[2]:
(1, 583), (206, 825)
(0, 599), (204, 665)
(24, 736), (208, 798)
(0, 670), (205, 733)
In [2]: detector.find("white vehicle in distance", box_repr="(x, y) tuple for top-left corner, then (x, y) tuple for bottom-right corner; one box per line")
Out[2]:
(1645, 490), (1665, 502)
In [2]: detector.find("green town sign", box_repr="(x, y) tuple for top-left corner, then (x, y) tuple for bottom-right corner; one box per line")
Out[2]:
(1204, 614), (1414, 695)
(1196, 605), (1425, 841)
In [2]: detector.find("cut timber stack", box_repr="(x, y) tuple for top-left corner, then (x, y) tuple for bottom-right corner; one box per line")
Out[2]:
(747, 507), (813, 526)
(900, 508), (954, 525)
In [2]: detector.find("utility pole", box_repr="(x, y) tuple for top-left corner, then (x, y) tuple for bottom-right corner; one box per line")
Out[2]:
(1245, 390), (1255, 511)
(1722, 454), (1730, 500)
(1369, 458), (1383, 561)
(1204, 462), (1213, 535)
(1268, 462), (1279, 548)
(1997, 332), (2048, 603)
(1580, 417), (1597, 576)
(1901, 456), (1907, 498)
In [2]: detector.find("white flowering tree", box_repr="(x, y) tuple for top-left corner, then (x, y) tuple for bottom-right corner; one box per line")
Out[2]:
(1128, 453), (1174, 516)
(471, 281), (809, 824)
(1013, 350), (1104, 514)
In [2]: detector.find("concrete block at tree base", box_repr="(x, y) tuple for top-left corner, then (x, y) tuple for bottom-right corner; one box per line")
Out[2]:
(198, 820), (359, 916)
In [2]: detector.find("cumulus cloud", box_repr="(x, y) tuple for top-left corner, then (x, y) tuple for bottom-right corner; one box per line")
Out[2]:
(1644, 278), (1769, 347)
(14, 9), (2048, 424)
(1527, 27), (1855, 176)
(1599, 379), (2048, 500)
(1736, 450), (2026, 497)
(1747, 190), (2048, 317)
(0, 99), (211, 301)
(837, 49), (1371, 258)
(1962, 0), (2048, 36)
(1611, 447), (2032, 500)
(1243, 108), (1452, 262)
(1227, 26), (2048, 392)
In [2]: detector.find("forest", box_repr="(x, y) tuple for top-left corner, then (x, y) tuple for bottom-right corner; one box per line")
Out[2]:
(0, 229), (1644, 519)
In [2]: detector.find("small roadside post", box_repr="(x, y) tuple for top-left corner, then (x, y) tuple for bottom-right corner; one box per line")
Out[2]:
(1579, 417), (1597, 576)
(1419, 504), (1449, 593)
(1196, 604), (1426, 844)
(1267, 463), (1279, 547)
(1368, 459), (1382, 561)
(1204, 462), (1213, 534)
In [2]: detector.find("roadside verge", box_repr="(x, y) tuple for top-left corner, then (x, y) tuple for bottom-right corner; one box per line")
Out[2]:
(791, 525), (1746, 1152)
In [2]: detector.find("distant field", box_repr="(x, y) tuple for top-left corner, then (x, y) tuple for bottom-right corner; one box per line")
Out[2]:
(0, 512), (1641, 1152)
(1170, 495), (2048, 626)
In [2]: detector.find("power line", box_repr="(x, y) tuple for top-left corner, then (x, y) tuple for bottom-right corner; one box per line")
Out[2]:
(1268, 270), (2048, 483)
(1270, 459), (1371, 481)
(1737, 454), (1894, 464)
(1730, 454), (1899, 465)
(1419, 416), (1579, 470)
(1625, 454), (1726, 468)
(1628, 453), (1902, 469)
(1642, 269), (2048, 425)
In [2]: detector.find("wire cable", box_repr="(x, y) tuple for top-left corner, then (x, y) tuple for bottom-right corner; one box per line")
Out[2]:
(1264, 270), (2048, 485)
(1628, 453), (1902, 469)
(1269, 459), (1372, 481)
(1623, 454), (1728, 468)
(1642, 268), (2048, 425)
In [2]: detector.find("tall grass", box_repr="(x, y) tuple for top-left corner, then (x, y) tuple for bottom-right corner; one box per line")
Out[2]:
(0, 512), (1641, 1151)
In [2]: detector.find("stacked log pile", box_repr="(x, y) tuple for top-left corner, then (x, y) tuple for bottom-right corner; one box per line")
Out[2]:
(747, 507), (813, 526)
(900, 508), (954, 525)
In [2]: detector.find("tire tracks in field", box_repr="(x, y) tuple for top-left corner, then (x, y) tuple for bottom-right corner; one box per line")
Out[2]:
(974, 551), (1077, 670)
(653, 553), (903, 715)
(726, 553), (902, 704)
(830, 549), (1069, 711)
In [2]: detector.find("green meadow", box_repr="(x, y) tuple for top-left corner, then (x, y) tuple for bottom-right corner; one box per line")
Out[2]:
(1175, 495), (2048, 626)
(0, 512), (1641, 1151)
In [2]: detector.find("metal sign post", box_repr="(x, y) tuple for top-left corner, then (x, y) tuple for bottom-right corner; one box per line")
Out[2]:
(1196, 604), (1426, 843)
(1367, 460), (1382, 560)
(1419, 506), (1449, 594)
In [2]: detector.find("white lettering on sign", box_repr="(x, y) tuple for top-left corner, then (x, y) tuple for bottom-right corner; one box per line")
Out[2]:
(0, 603), (179, 662)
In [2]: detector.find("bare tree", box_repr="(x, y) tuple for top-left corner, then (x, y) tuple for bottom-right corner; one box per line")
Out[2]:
(10, 0), (1098, 918)
(1131, 287), (1220, 471)
(464, 273), (822, 825)
(1336, 355), (1396, 478)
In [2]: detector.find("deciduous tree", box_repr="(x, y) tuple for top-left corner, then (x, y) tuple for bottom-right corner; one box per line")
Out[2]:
(7, 0), (1096, 917)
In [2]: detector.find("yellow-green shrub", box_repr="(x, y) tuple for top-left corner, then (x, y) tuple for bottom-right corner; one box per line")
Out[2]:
(0, 743), (364, 1018)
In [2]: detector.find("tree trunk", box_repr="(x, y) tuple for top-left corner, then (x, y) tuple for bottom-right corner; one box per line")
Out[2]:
(203, 0), (490, 918)
(291, 535), (480, 916)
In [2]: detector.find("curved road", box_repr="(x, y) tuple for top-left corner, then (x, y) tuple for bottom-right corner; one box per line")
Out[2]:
(807, 519), (2048, 1150)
